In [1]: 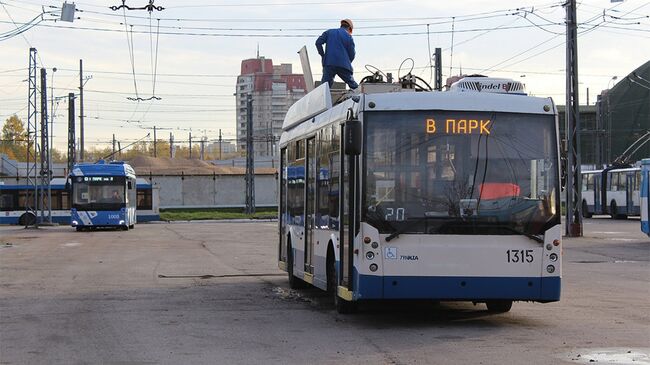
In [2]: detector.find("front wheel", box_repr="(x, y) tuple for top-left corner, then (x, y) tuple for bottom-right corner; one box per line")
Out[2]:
(327, 247), (356, 314)
(287, 242), (306, 289)
(486, 300), (513, 313)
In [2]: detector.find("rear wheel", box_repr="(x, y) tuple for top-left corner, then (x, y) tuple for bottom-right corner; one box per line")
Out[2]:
(18, 212), (36, 226)
(610, 201), (627, 219)
(582, 200), (593, 218)
(486, 300), (513, 313)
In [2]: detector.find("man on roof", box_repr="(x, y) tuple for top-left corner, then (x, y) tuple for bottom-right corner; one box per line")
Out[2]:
(315, 19), (359, 90)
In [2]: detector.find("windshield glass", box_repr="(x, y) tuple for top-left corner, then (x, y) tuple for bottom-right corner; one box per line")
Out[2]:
(72, 176), (126, 211)
(364, 110), (559, 236)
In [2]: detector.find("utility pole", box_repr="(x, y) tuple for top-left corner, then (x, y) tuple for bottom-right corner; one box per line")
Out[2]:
(153, 126), (157, 157)
(189, 132), (192, 159)
(39, 68), (51, 224)
(245, 94), (255, 215)
(26, 47), (38, 227)
(434, 47), (442, 91)
(219, 129), (222, 160)
(79, 59), (84, 162)
(67, 93), (76, 174)
(200, 137), (205, 160)
(169, 132), (174, 158)
(112, 134), (116, 158)
(565, 0), (582, 237)
(118, 141), (122, 159)
(48, 67), (57, 224)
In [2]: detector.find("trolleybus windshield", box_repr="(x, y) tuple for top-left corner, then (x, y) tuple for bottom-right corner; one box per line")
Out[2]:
(364, 110), (559, 237)
(72, 176), (126, 211)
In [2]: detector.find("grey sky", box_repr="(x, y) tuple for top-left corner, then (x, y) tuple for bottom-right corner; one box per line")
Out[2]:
(1, 0), (648, 151)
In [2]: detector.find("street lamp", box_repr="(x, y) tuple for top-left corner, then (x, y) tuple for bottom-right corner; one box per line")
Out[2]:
(608, 76), (618, 89)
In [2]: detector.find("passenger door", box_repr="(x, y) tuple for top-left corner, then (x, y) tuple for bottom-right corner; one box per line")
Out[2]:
(339, 123), (359, 290)
(304, 137), (316, 274)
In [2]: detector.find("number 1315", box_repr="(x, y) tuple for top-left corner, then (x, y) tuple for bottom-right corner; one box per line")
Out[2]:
(507, 249), (533, 263)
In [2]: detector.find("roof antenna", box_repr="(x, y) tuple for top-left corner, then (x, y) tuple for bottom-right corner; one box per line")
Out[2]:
(256, 43), (260, 59)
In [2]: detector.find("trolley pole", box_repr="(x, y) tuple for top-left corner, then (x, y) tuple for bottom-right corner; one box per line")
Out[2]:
(565, 0), (583, 237)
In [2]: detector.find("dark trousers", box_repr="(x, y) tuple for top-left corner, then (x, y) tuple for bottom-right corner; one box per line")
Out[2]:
(322, 66), (358, 89)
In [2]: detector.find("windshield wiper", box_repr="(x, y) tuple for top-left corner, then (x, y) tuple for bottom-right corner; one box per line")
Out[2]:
(434, 221), (544, 243)
(385, 217), (430, 242)
(496, 225), (544, 243)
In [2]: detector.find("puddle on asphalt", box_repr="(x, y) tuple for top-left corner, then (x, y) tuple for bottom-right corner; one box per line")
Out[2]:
(566, 348), (650, 364)
(271, 286), (314, 304)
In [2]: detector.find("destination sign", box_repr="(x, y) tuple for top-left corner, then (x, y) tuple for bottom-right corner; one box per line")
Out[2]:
(82, 177), (115, 182)
(426, 118), (491, 135)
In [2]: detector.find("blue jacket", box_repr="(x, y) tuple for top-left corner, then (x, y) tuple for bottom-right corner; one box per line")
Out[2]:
(315, 27), (356, 71)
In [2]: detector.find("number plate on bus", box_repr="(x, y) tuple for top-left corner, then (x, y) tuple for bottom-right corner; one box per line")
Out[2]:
(506, 249), (534, 263)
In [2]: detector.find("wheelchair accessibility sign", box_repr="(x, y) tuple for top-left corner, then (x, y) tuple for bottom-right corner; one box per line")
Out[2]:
(385, 247), (397, 260)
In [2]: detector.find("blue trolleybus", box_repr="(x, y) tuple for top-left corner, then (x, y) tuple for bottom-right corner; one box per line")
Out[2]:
(641, 159), (650, 237)
(0, 177), (159, 225)
(278, 77), (562, 313)
(69, 161), (137, 231)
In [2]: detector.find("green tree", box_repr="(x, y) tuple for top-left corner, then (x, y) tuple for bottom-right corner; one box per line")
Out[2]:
(0, 115), (27, 161)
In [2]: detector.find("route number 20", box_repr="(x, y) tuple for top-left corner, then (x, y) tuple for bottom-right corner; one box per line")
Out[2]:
(506, 249), (534, 263)
(384, 208), (405, 221)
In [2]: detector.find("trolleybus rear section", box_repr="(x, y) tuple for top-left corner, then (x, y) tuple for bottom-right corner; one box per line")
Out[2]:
(278, 78), (562, 313)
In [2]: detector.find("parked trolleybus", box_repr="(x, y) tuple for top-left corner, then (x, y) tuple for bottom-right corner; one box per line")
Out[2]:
(0, 178), (159, 225)
(641, 159), (650, 237)
(278, 77), (562, 313)
(69, 161), (138, 230)
(581, 166), (642, 219)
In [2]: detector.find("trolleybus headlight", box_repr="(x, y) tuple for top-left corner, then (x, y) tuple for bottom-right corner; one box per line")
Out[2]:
(546, 244), (553, 251)
(549, 253), (558, 262)
(371, 242), (379, 249)
(366, 251), (375, 260)
(369, 263), (378, 272)
(72, 220), (78, 226)
(546, 265), (555, 273)
(119, 220), (125, 225)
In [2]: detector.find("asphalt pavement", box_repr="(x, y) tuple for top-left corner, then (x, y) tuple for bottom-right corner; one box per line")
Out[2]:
(0, 218), (648, 365)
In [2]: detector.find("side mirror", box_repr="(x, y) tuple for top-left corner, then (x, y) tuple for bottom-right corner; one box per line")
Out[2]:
(344, 119), (361, 156)
(65, 179), (71, 191)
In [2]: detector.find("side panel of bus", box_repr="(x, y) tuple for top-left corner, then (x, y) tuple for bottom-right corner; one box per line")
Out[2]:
(641, 162), (649, 236)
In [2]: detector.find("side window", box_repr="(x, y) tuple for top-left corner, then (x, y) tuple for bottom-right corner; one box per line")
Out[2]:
(0, 192), (15, 210)
(619, 173), (627, 190)
(137, 189), (152, 210)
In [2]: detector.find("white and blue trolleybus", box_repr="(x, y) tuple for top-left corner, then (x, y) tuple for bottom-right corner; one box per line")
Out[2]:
(69, 161), (138, 231)
(278, 76), (562, 313)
